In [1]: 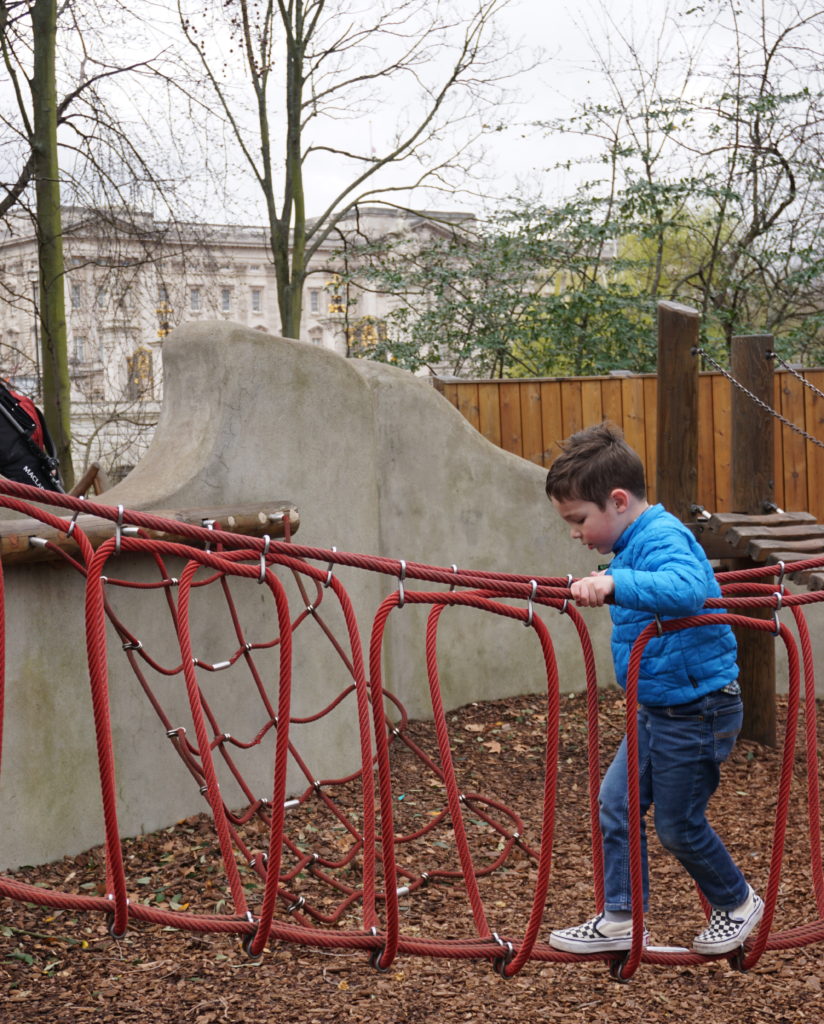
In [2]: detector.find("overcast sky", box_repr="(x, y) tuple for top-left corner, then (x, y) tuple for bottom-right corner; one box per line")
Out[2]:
(294, 0), (730, 218)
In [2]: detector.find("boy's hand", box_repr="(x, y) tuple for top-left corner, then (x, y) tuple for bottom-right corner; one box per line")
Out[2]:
(570, 571), (615, 607)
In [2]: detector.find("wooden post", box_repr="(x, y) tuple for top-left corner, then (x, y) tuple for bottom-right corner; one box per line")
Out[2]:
(730, 335), (777, 746)
(656, 301), (700, 522)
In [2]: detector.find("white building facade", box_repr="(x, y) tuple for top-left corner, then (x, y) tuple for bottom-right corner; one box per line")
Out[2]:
(0, 206), (471, 479)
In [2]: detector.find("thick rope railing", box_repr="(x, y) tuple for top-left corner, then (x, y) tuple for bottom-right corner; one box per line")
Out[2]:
(0, 478), (822, 980)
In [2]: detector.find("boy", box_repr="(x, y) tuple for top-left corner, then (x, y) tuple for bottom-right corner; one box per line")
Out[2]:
(545, 421), (762, 956)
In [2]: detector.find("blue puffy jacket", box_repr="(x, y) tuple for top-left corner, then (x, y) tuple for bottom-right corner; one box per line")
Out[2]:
(606, 504), (738, 706)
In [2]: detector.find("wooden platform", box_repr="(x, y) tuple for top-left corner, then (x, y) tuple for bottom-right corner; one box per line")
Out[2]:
(690, 511), (824, 590)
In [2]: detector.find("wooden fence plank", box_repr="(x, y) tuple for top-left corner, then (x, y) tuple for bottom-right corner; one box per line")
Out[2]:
(499, 381), (523, 456)
(540, 380), (564, 462)
(477, 383), (502, 448)
(711, 375), (732, 511)
(601, 378), (623, 426)
(440, 381), (459, 410)
(561, 379), (583, 439)
(697, 375), (717, 513)
(456, 382), (480, 432)
(520, 381), (545, 465)
(620, 377), (647, 466)
(643, 376), (658, 504)
(779, 372), (808, 511)
(580, 379), (603, 429)
(772, 374), (785, 512)
(804, 379), (824, 519)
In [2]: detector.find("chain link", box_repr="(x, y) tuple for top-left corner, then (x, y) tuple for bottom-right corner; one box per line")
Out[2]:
(767, 350), (824, 403)
(693, 347), (824, 451)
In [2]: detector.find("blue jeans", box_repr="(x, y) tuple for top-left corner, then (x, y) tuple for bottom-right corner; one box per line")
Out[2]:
(599, 688), (748, 913)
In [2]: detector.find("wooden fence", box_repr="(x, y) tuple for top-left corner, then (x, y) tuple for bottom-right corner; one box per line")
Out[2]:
(433, 369), (824, 521)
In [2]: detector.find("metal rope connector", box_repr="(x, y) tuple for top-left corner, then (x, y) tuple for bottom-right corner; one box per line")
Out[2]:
(66, 495), (85, 538)
(772, 590), (784, 636)
(560, 573), (573, 614)
(324, 546), (337, 588)
(202, 519), (216, 553)
(397, 559), (407, 608)
(492, 931), (515, 976)
(114, 505), (124, 555)
(525, 579), (537, 627)
(258, 534), (271, 583)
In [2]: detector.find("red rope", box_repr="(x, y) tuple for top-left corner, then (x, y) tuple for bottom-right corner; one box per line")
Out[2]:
(0, 481), (823, 978)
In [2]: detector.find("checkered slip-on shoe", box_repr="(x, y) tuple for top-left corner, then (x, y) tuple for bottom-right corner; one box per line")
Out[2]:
(693, 887), (764, 955)
(548, 913), (649, 954)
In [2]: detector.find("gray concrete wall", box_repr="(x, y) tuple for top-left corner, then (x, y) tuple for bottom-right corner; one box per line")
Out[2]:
(0, 322), (615, 870)
(2, 321), (819, 871)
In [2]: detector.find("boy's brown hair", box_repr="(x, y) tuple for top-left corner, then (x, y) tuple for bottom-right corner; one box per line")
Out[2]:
(545, 421), (646, 508)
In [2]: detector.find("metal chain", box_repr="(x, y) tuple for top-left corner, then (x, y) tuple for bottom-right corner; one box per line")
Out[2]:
(767, 350), (824, 403)
(693, 347), (824, 451)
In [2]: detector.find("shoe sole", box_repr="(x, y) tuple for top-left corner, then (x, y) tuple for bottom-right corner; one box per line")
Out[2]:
(549, 931), (649, 955)
(692, 900), (764, 956)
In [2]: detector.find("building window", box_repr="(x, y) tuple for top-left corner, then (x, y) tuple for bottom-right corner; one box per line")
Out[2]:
(251, 287), (262, 314)
(126, 346), (153, 400)
(73, 335), (86, 363)
(221, 287), (232, 313)
(96, 287), (108, 309)
(309, 289), (321, 314)
(309, 327), (323, 346)
(190, 286), (201, 312)
(158, 284), (169, 305)
(70, 283), (82, 310)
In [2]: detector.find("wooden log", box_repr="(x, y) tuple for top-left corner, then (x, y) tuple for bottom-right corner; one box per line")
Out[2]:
(723, 523), (824, 544)
(706, 510), (816, 535)
(747, 538), (824, 561)
(730, 334), (777, 747)
(656, 301), (700, 522)
(0, 501), (300, 566)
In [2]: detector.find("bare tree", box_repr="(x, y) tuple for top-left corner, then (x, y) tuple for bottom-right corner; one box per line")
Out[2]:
(0, 0), (216, 483)
(173, 0), (520, 339)
(533, 0), (824, 358)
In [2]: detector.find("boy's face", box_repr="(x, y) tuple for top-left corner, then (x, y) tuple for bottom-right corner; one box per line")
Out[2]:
(550, 493), (626, 555)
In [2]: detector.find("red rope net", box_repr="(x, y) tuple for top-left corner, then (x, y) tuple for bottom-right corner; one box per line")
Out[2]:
(0, 480), (822, 980)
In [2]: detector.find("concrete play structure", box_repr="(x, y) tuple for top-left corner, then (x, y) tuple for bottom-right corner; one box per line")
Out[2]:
(1, 321), (614, 869)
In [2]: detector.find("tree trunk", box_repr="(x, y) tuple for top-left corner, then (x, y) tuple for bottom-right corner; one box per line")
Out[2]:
(30, 0), (74, 488)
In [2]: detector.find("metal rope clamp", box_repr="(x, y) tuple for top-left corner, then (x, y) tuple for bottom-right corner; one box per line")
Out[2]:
(258, 534), (271, 583)
(397, 559), (407, 608)
(524, 579), (537, 627)
(114, 504), (125, 555)
(202, 518), (216, 553)
(559, 573), (573, 615)
(367, 924), (392, 972)
(772, 590), (783, 637)
(241, 913), (264, 959)
(66, 495), (85, 538)
(492, 931), (515, 976)
(323, 546), (337, 589)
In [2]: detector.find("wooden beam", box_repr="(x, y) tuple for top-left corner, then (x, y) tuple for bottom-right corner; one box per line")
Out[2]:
(656, 301), (700, 522)
(729, 334), (777, 747)
(0, 502), (300, 565)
